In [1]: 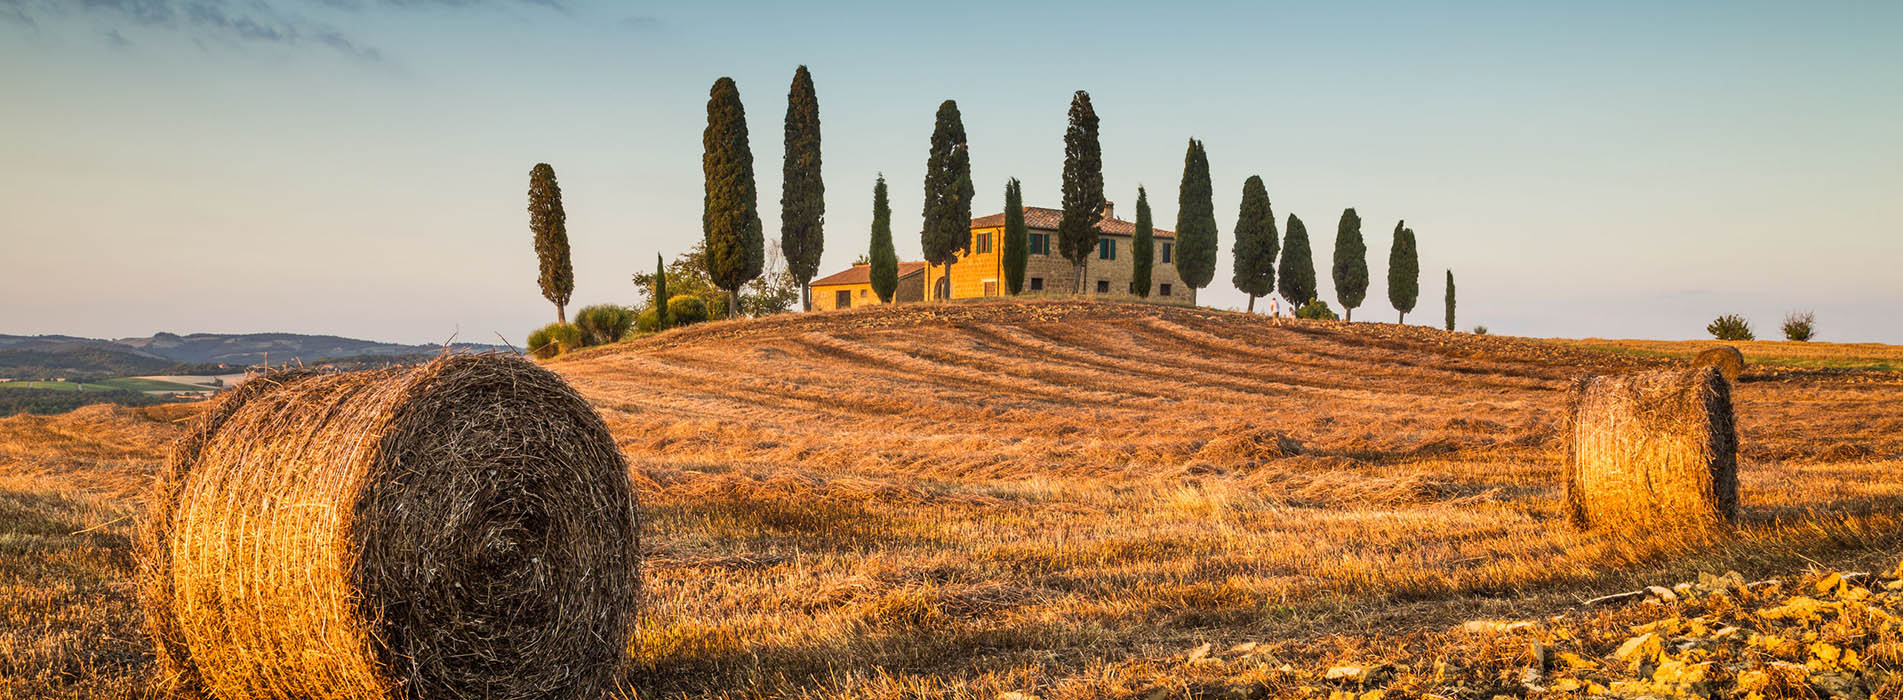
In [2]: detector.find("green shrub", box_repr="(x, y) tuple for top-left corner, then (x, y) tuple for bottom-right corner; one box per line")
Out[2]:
(574, 304), (636, 346)
(1782, 311), (1816, 342)
(526, 322), (583, 359)
(1294, 299), (1339, 320)
(635, 307), (660, 334)
(1707, 314), (1754, 341)
(1472, 325), (1490, 336)
(668, 295), (710, 326)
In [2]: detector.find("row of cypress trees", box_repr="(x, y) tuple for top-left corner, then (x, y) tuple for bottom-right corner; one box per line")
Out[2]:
(536, 72), (1460, 330)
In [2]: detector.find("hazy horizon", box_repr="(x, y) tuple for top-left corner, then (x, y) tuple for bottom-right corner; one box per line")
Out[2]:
(3, 1), (1899, 345)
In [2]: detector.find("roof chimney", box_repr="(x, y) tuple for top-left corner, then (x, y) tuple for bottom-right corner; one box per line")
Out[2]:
(1101, 201), (1116, 220)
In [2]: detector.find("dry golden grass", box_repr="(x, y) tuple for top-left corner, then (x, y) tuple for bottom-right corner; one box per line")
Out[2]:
(1552, 336), (1903, 373)
(6, 298), (1903, 699)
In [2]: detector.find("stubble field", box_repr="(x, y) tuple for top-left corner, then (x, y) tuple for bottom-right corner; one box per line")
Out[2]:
(6, 298), (1902, 698)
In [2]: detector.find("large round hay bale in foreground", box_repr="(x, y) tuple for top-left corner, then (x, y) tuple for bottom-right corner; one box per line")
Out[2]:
(1693, 345), (1745, 382)
(139, 355), (639, 700)
(1565, 367), (1738, 533)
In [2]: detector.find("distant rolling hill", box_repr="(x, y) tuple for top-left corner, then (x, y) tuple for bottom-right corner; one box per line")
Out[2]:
(0, 332), (505, 379)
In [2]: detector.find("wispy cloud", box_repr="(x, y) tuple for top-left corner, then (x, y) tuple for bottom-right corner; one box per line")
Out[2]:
(6, 0), (564, 60)
(618, 14), (659, 31)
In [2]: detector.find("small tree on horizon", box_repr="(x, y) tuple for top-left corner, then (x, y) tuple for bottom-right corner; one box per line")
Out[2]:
(1444, 269), (1456, 331)
(869, 174), (899, 303)
(921, 100), (973, 300)
(781, 65), (825, 311)
(654, 253), (670, 331)
(528, 162), (573, 323)
(1174, 139), (1218, 292)
(703, 77), (765, 318)
(1387, 220), (1419, 323)
(1057, 90), (1105, 294)
(1277, 213), (1316, 310)
(1230, 175), (1278, 312)
(1332, 208), (1368, 321)
(1001, 178), (1028, 295)
(1130, 186), (1154, 297)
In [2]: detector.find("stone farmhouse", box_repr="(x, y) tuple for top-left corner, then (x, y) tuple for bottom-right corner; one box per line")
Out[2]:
(810, 204), (1192, 311)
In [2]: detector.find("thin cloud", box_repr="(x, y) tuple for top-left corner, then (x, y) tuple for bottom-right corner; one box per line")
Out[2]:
(618, 14), (659, 31)
(6, 0), (564, 60)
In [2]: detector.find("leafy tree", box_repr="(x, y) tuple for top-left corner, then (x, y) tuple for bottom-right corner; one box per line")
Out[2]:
(1057, 90), (1105, 293)
(1782, 311), (1816, 341)
(1444, 269), (1456, 331)
(869, 174), (899, 303)
(1277, 213), (1315, 310)
(1387, 220), (1419, 323)
(1130, 186), (1154, 297)
(1002, 178), (1028, 295)
(781, 65), (825, 311)
(703, 76), (765, 318)
(1230, 175), (1278, 312)
(653, 254), (670, 331)
(1332, 208), (1368, 321)
(1708, 314), (1754, 341)
(1173, 139), (1218, 290)
(630, 241), (734, 320)
(921, 100), (973, 300)
(528, 163), (573, 323)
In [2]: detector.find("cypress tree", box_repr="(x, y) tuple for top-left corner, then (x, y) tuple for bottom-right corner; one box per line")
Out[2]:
(527, 162), (573, 323)
(703, 77), (764, 318)
(1277, 213), (1316, 308)
(1130, 186), (1154, 297)
(921, 100), (972, 300)
(781, 65), (825, 311)
(654, 253), (670, 330)
(869, 174), (898, 303)
(1057, 90), (1104, 294)
(1173, 139), (1217, 291)
(1332, 208), (1368, 321)
(1388, 220), (1419, 323)
(1001, 178), (1028, 295)
(1230, 175), (1278, 312)
(1444, 269), (1456, 331)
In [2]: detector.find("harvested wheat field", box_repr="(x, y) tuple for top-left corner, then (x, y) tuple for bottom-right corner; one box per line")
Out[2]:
(7, 298), (1903, 699)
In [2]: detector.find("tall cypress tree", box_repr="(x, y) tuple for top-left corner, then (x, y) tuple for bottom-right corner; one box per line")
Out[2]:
(1230, 175), (1278, 312)
(1444, 269), (1456, 331)
(868, 174), (898, 303)
(527, 162), (572, 323)
(1057, 90), (1104, 294)
(653, 253), (670, 330)
(1332, 208), (1368, 321)
(703, 77), (764, 318)
(1173, 139), (1217, 291)
(1001, 178), (1028, 295)
(781, 65), (824, 311)
(1388, 220), (1419, 323)
(921, 100), (972, 300)
(1278, 213), (1316, 308)
(1130, 186), (1154, 297)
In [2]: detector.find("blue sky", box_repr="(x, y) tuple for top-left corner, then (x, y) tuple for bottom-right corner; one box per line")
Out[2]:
(2, 1), (1899, 344)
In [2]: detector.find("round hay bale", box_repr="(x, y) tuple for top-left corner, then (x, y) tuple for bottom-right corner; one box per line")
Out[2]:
(138, 355), (639, 700)
(1564, 367), (1738, 534)
(1693, 345), (1745, 382)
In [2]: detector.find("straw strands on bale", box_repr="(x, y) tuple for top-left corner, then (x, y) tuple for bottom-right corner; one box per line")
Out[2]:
(1694, 345), (1745, 382)
(138, 354), (640, 700)
(1565, 367), (1739, 534)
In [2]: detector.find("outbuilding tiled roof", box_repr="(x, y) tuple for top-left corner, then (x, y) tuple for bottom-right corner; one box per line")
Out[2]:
(809, 261), (929, 287)
(967, 207), (1175, 239)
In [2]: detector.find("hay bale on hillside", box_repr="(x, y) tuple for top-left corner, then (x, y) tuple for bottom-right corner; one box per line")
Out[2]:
(1693, 345), (1745, 382)
(1565, 367), (1738, 533)
(138, 355), (640, 700)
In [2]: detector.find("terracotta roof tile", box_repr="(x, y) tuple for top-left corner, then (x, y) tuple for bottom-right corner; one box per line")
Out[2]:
(810, 261), (928, 287)
(967, 207), (1175, 239)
